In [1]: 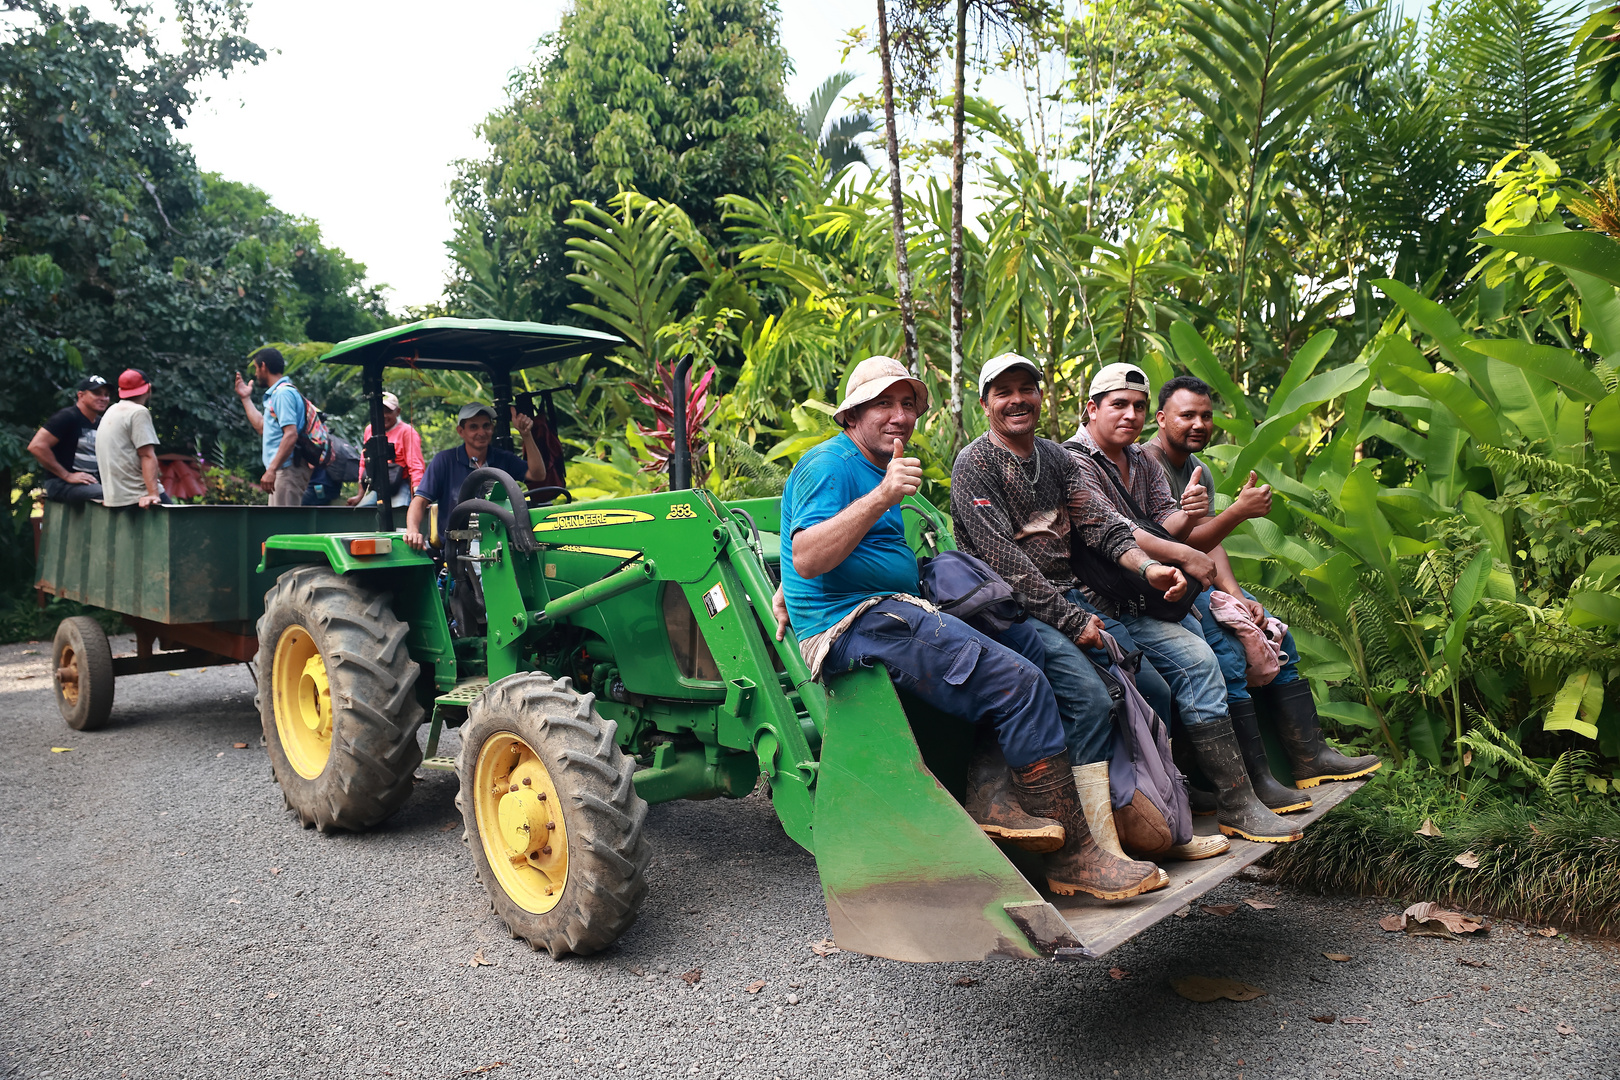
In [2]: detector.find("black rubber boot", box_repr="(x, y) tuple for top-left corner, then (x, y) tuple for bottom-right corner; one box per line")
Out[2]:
(1262, 680), (1382, 788)
(1186, 719), (1303, 844)
(1171, 733), (1218, 816)
(1230, 699), (1312, 813)
(1010, 752), (1165, 900)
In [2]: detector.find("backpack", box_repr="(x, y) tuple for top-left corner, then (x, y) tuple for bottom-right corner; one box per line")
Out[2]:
(279, 380), (330, 469)
(1094, 632), (1193, 853)
(917, 550), (1028, 635)
(324, 433), (361, 484)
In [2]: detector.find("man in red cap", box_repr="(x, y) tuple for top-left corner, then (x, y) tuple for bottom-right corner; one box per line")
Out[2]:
(98, 369), (165, 508)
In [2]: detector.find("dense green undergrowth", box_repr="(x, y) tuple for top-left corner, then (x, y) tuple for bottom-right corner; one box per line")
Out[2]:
(0, 593), (121, 646)
(1269, 763), (1620, 935)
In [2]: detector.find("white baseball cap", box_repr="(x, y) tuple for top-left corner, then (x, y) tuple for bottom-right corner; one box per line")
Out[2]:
(833, 356), (930, 426)
(1089, 362), (1151, 401)
(381, 391), (400, 411)
(977, 353), (1042, 398)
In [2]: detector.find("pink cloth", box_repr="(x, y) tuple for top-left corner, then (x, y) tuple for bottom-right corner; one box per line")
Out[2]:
(357, 420), (425, 489)
(1208, 590), (1287, 687)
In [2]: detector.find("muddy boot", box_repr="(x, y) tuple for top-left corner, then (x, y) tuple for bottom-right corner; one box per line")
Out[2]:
(1011, 752), (1164, 900)
(1188, 786), (1218, 816)
(1187, 719), (1303, 844)
(1262, 680), (1382, 788)
(964, 741), (1065, 853)
(1164, 833), (1229, 861)
(1231, 699), (1312, 813)
(1073, 762), (1169, 888)
(1173, 734), (1218, 816)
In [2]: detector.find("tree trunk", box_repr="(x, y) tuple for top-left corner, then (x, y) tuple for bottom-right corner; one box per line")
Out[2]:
(948, 0), (968, 452)
(876, 0), (920, 372)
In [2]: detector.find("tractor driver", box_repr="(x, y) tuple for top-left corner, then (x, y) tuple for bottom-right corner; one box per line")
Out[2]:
(769, 355), (1164, 903)
(403, 403), (547, 552)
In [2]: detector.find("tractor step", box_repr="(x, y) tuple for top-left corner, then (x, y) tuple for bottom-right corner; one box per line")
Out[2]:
(421, 756), (457, 772)
(434, 678), (489, 708)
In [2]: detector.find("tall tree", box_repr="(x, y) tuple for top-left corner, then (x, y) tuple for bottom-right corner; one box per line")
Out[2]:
(448, 0), (804, 327)
(875, 0), (921, 373)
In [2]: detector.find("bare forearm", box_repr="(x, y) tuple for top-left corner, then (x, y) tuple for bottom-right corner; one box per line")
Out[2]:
(1211, 545), (1243, 596)
(1132, 530), (1187, 564)
(138, 449), (160, 497)
(1162, 509), (1195, 541)
(406, 496), (427, 535)
(28, 437), (67, 480)
(520, 428), (546, 484)
(792, 489), (893, 579)
(1186, 506), (1247, 552)
(241, 398), (264, 435)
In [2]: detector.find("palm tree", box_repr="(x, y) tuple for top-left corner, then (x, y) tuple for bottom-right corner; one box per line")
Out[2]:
(800, 72), (877, 173)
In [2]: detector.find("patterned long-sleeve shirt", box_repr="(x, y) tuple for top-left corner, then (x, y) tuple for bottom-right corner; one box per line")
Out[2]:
(1064, 426), (1179, 526)
(950, 434), (1139, 644)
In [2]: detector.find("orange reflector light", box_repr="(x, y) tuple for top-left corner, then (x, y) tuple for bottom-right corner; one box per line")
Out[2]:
(348, 537), (393, 556)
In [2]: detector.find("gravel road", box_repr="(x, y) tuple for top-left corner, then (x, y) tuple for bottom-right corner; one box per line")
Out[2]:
(2, 636), (1615, 1080)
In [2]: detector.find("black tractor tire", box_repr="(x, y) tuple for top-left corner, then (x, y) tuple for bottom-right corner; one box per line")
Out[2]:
(256, 566), (423, 832)
(456, 673), (649, 958)
(53, 615), (115, 731)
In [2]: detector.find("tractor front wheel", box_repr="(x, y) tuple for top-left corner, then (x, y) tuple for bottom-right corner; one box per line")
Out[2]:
(456, 673), (649, 958)
(257, 566), (423, 831)
(53, 615), (115, 731)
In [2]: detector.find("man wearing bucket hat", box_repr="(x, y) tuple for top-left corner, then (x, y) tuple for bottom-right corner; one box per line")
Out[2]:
(1065, 362), (1303, 844)
(952, 354), (1231, 864)
(771, 355), (1164, 902)
(404, 402), (545, 551)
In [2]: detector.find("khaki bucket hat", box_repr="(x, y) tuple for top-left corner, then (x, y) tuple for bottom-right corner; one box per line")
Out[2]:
(833, 356), (930, 426)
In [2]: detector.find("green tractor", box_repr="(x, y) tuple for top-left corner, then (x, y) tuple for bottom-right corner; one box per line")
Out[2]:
(253, 319), (1360, 964)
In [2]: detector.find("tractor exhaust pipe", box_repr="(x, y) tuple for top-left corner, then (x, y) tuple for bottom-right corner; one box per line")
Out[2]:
(669, 356), (693, 491)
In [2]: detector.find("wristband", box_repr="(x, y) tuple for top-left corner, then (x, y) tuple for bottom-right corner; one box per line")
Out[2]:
(1137, 558), (1162, 580)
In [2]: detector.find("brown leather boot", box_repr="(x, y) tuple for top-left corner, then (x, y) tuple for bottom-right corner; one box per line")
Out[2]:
(1011, 752), (1164, 900)
(964, 741), (1065, 853)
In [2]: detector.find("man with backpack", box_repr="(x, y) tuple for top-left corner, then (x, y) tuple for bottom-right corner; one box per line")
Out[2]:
(235, 347), (313, 506)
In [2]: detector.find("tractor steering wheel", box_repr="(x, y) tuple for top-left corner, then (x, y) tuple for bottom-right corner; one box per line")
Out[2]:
(524, 485), (573, 507)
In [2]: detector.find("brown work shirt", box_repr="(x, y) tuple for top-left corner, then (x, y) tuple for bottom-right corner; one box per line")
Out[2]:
(950, 434), (1137, 644)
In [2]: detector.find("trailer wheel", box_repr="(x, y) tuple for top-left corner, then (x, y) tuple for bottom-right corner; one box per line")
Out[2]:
(456, 673), (649, 958)
(257, 566), (423, 832)
(53, 616), (115, 731)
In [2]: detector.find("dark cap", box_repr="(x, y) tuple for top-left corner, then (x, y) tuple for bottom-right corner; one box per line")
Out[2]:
(76, 375), (109, 393)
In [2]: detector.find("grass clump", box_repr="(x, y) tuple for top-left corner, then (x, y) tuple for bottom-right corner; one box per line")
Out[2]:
(1270, 762), (1620, 935)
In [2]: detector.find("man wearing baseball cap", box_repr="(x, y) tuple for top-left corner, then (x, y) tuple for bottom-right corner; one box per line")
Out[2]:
(29, 375), (110, 503)
(771, 355), (1163, 902)
(98, 369), (165, 508)
(350, 391), (425, 508)
(404, 402), (546, 551)
(952, 354), (1229, 864)
(1066, 362), (1301, 843)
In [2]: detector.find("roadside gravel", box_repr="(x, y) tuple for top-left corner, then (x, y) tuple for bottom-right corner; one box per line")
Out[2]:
(2, 637), (1615, 1080)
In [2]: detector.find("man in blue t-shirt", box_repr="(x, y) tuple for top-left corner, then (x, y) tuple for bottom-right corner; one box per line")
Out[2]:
(773, 355), (1161, 903)
(404, 403), (546, 551)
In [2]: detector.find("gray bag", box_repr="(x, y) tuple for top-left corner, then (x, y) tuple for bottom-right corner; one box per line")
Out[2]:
(1098, 632), (1193, 848)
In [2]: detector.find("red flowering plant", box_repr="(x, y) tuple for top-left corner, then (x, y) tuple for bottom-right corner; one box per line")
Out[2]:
(628, 311), (738, 480)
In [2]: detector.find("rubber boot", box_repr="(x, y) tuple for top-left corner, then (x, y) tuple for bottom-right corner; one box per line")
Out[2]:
(1188, 786), (1218, 816)
(1164, 832), (1230, 861)
(1231, 699), (1312, 813)
(1186, 719), (1303, 844)
(1263, 680), (1382, 788)
(964, 740), (1065, 853)
(1073, 762), (1169, 888)
(1011, 752), (1164, 900)
(1173, 735), (1218, 816)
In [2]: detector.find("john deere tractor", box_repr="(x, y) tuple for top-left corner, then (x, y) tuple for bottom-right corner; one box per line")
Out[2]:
(252, 319), (1358, 964)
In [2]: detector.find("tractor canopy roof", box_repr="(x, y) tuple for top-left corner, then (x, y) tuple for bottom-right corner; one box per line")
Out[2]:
(321, 318), (623, 375)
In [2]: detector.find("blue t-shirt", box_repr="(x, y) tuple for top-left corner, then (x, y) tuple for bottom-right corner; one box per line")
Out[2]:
(780, 434), (919, 640)
(262, 377), (305, 469)
(416, 444), (529, 539)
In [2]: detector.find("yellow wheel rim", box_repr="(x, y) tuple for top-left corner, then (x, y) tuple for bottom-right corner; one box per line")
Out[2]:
(473, 732), (569, 915)
(58, 645), (80, 706)
(272, 626), (333, 779)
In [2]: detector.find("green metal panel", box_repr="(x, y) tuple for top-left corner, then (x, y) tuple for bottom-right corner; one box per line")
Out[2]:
(35, 501), (376, 626)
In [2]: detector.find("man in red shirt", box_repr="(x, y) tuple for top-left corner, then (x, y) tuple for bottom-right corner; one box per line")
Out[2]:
(349, 392), (425, 507)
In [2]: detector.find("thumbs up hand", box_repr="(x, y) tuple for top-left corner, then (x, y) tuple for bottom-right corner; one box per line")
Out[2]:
(1180, 480), (1210, 523)
(1232, 469), (1272, 520)
(879, 437), (923, 507)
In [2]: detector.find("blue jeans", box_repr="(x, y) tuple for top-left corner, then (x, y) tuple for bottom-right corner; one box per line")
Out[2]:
(1192, 587), (1300, 705)
(1065, 591), (1228, 729)
(823, 599), (1067, 769)
(1028, 614), (1134, 766)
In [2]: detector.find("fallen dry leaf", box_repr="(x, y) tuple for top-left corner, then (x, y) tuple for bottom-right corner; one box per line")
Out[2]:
(269, 867), (282, 875)
(1310, 1014), (1336, 1024)
(1415, 818), (1444, 838)
(810, 938), (840, 957)
(264, 992), (277, 999)
(952, 976), (977, 987)
(1557, 1023), (1575, 1036)
(1200, 903), (1238, 917)
(1535, 927), (1559, 938)
(1454, 850), (1481, 869)
(16, 673), (35, 680)
(1323, 953), (1353, 962)
(1379, 913), (1407, 932)
(1382, 902), (1484, 937)
(1242, 899), (1277, 911)
(1173, 905), (1192, 919)
(1170, 976), (1267, 1003)
(680, 968), (702, 985)
(1483, 1017), (1505, 1029)
(744, 980), (766, 994)
(1108, 967), (1129, 981)
(50, 747), (73, 753)
(232, 742), (248, 749)
(439, 821), (459, 832)
(468, 948), (495, 968)
(1457, 958), (1489, 968)
(1340, 1016), (1371, 1025)
(1515, 1004), (1531, 1013)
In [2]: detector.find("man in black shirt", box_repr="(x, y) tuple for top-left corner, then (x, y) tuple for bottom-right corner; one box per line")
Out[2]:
(28, 376), (110, 503)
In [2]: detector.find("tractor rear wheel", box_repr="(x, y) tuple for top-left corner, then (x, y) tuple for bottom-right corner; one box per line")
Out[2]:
(256, 566), (423, 831)
(456, 673), (649, 958)
(53, 615), (115, 731)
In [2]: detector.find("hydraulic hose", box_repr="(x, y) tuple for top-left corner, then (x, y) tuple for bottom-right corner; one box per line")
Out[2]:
(453, 468), (538, 555)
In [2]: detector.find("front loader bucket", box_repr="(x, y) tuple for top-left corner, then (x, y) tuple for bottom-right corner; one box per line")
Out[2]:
(810, 666), (1080, 962)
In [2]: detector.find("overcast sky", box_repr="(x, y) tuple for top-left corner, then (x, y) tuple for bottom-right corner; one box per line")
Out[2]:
(180, 0), (889, 312)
